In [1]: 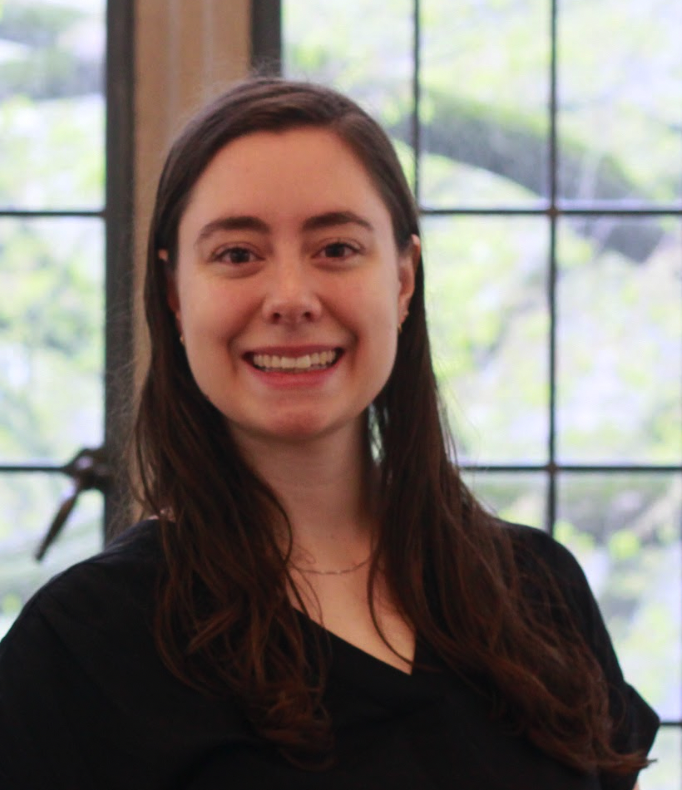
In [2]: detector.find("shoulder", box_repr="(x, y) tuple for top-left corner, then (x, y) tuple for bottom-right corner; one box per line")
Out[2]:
(490, 521), (618, 686)
(499, 520), (596, 612)
(498, 520), (660, 781)
(0, 520), (168, 787)
(501, 519), (582, 574)
(0, 521), (252, 787)
(0, 519), (162, 662)
(42, 517), (159, 595)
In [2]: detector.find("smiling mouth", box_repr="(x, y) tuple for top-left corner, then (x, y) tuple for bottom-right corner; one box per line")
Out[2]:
(250, 349), (341, 373)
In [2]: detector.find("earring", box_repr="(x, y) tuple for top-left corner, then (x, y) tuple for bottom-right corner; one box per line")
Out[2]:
(174, 311), (185, 346)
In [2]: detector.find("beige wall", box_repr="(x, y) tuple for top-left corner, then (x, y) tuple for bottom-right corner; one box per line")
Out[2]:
(133, 0), (252, 377)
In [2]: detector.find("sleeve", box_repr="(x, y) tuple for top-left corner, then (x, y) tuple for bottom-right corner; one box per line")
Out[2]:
(0, 595), (103, 790)
(0, 542), (246, 790)
(518, 526), (660, 790)
(0, 544), (169, 790)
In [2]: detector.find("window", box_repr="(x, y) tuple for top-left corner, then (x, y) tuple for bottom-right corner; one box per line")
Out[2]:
(0, 0), (133, 634)
(282, 0), (681, 785)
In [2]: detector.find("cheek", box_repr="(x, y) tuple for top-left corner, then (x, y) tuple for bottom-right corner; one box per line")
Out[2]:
(353, 276), (401, 330)
(179, 283), (250, 337)
(348, 285), (400, 359)
(348, 261), (401, 308)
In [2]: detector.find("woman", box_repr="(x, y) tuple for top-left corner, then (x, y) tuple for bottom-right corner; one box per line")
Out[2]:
(0, 78), (658, 789)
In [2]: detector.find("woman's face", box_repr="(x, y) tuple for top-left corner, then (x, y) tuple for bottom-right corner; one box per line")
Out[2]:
(166, 127), (418, 450)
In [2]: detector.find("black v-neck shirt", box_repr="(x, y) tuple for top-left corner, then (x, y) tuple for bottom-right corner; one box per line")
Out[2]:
(0, 520), (658, 789)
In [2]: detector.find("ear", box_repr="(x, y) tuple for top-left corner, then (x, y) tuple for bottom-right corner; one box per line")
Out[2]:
(159, 249), (180, 316)
(397, 234), (420, 318)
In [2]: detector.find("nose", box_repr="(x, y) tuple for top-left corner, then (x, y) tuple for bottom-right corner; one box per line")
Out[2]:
(262, 258), (322, 326)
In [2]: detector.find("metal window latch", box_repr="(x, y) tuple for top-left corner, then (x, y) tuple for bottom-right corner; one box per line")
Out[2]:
(35, 447), (110, 562)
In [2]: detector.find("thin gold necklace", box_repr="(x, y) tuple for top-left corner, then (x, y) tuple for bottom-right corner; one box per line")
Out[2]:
(291, 553), (372, 576)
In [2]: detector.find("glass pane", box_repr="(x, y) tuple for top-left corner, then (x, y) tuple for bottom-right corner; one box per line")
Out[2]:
(461, 470), (546, 529)
(0, 0), (106, 210)
(0, 217), (104, 462)
(643, 726), (682, 790)
(558, 0), (682, 204)
(557, 216), (682, 464)
(0, 473), (102, 638)
(424, 215), (549, 463)
(556, 473), (681, 721)
(283, 0), (415, 185)
(420, 0), (550, 208)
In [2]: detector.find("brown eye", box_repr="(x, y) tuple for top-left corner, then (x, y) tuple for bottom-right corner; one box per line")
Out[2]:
(322, 242), (357, 259)
(216, 246), (256, 264)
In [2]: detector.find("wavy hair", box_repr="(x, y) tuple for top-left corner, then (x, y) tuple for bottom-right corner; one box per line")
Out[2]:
(134, 77), (647, 774)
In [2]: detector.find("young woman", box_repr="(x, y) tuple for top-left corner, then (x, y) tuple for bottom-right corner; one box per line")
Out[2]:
(0, 79), (658, 789)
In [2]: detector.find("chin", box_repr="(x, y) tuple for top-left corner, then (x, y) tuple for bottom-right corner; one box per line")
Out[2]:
(267, 419), (334, 442)
(240, 413), (359, 447)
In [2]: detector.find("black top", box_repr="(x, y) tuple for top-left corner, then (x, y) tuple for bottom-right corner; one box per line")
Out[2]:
(0, 520), (659, 790)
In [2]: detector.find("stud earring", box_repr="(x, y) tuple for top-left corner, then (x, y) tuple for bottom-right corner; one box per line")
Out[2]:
(174, 311), (185, 346)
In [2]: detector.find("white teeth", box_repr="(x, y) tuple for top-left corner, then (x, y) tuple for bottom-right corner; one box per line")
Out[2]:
(252, 350), (338, 372)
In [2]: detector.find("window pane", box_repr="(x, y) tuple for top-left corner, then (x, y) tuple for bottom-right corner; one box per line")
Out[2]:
(420, 0), (550, 207)
(557, 216), (682, 464)
(0, 473), (102, 638)
(461, 470), (546, 529)
(283, 0), (415, 185)
(643, 726), (682, 790)
(557, 0), (682, 204)
(556, 473), (681, 721)
(0, 217), (104, 462)
(0, 0), (106, 210)
(424, 215), (549, 463)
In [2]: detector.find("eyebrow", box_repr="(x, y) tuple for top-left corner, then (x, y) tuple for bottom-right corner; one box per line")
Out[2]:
(195, 211), (374, 247)
(301, 211), (374, 233)
(195, 215), (269, 247)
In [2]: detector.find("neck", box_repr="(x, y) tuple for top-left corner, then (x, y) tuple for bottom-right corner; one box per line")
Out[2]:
(231, 424), (378, 568)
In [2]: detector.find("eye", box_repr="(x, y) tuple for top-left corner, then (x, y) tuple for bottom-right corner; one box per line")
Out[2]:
(318, 241), (360, 260)
(213, 246), (259, 265)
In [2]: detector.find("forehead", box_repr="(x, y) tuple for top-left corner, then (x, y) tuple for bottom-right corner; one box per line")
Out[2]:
(179, 127), (392, 236)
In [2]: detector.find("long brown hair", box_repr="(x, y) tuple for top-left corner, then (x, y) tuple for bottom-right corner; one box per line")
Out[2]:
(134, 78), (647, 774)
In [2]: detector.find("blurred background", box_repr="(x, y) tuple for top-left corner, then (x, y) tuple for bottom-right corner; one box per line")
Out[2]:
(0, 0), (679, 785)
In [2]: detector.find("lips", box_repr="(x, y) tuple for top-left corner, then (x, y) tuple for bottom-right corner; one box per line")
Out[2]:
(249, 348), (341, 373)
